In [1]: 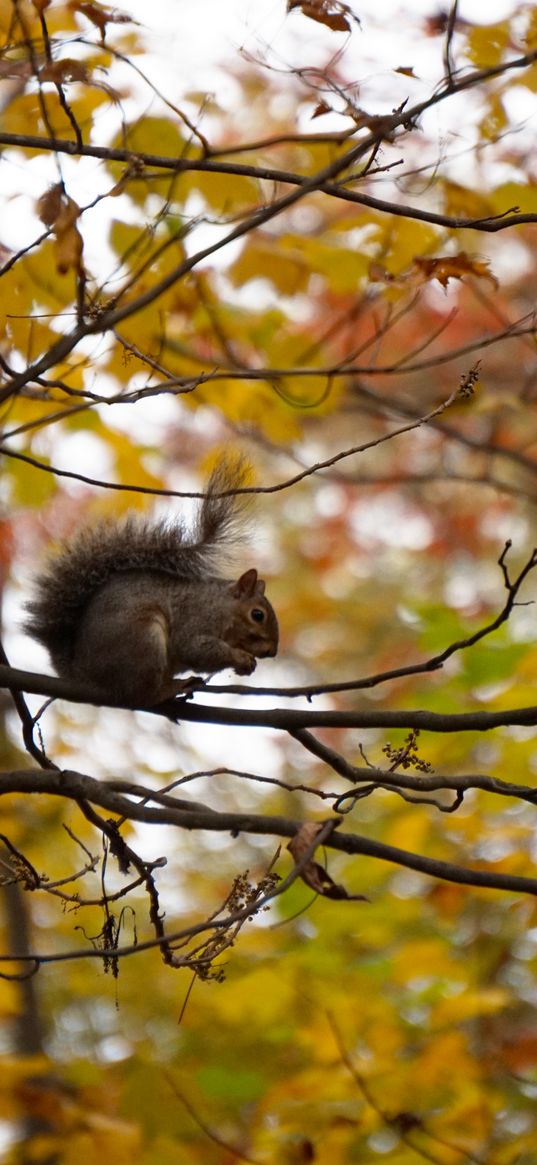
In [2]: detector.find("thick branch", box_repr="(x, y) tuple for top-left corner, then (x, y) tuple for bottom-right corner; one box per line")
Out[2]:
(2, 768), (537, 899)
(2, 663), (537, 733)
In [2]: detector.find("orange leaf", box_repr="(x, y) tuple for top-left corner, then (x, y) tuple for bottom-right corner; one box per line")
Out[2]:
(414, 251), (498, 289)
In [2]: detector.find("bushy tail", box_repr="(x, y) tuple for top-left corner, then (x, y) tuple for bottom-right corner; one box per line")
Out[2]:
(24, 454), (252, 669)
(194, 454), (251, 567)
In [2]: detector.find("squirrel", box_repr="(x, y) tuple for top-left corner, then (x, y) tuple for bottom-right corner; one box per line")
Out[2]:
(24, 457), (279, 707)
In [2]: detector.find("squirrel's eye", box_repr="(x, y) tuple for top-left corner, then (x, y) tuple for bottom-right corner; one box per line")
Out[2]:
(251, 608), (265, 623)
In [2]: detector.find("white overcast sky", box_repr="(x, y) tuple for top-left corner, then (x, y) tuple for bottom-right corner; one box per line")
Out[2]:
(122, 0), (524, 96)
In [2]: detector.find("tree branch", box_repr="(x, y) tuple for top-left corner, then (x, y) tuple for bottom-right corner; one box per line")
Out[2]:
(3, 663), (537, 733)
(2, 768), (537, 910)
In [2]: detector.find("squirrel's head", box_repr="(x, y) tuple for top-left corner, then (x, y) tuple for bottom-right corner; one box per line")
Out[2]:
(229, 569), (279, 658)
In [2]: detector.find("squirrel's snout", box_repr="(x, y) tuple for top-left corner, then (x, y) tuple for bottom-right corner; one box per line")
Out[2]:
(260, 643), (278, 658)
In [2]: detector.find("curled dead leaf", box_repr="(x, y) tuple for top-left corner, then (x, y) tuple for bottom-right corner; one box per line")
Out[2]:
(311, 100), (332, 120)
(288, 822), (368, 901)
(37, 184), (64, 227)
(36, 184), (84, 275)
(287, 0), (356, 34)
(415, 251), (499, 289)
(69, 1), (136, 43)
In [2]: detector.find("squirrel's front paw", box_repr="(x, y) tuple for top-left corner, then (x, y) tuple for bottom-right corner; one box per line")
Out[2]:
(178, 674), (207, 697)
(233, 651), (257, 676)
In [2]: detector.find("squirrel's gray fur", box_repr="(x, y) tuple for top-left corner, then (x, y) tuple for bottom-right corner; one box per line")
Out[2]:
(23, 456), (277, 700)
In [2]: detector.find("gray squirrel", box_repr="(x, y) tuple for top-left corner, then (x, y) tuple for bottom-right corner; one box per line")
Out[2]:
(24, 458), (279, 707)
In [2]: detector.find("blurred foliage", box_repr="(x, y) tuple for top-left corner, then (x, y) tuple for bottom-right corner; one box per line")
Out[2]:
(1, 0), (537, 1162)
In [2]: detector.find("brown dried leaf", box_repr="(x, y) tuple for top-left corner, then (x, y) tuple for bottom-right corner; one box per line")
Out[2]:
(37, 183), (64, 227)
(54, 197), (83, 274)
(288, 823), (368, 901)
(39, 58), (90, 84)
(415, 251), (499, 289)
(69, 1), (135, 42)
(423, 13), (449, 36)
(36, 185), (84, 273)
(311, 100), (332, 119)
(287, 0), (353, 34)
(288, 821), (324, 863)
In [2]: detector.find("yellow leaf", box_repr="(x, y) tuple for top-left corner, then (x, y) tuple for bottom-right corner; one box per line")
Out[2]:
(180, 166), (259, 213)
(443, 180), (494, 219)
(9, 451), (57, 506)
(392, 938), (451, 983)
(213, 967), (295, 1023)
(0, 977), (20, 1019)
(230, 240), (309, 294)
(21, 242), (77, 309)
(375, 216), (441, 275)
(519, 61), (537, 91)
(479, 94), (507, 140)
(1, 92), (51, 145)
(59, 1113), (142, 1165)
(106, 118), (187, 206)
(464, 22), (510, 68)
(304, 238), (370, 292)
(414, 1030), (476, 1087)
(488, 180), (537, 216)
(434, 988), (511, 1024)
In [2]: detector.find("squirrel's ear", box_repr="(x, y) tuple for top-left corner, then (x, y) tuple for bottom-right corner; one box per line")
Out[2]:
(231, 568), (259, 598)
